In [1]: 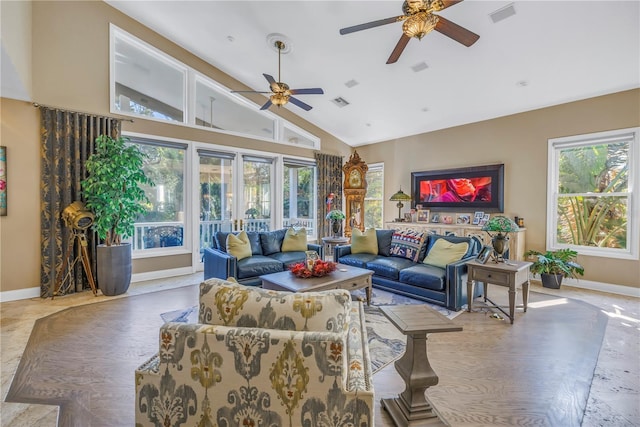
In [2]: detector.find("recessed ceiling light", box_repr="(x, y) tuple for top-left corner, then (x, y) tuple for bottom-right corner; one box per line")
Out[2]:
(227, 35), (235, 42)
(411, 62), (429, 72)
(365, 123), (371, 127)
(516, 80), (529, 87)
(345, 79), (359, 88)
(421, 107), (430, 112)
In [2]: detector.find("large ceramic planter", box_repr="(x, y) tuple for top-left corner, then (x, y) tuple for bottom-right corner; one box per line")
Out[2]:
(541, 273), (563, 289)
(97, 243), (132, 296)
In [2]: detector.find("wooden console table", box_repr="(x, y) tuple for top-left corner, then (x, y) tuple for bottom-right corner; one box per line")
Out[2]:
(380, 305), (462, 426)
(466, 260), (532, 324)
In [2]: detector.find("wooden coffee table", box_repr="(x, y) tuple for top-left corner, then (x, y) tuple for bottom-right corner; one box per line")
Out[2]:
(260, 264), (373, 305)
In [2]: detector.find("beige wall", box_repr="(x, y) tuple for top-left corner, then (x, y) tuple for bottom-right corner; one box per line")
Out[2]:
(356, 89), (640, 289)
(0, 1), (351, 293)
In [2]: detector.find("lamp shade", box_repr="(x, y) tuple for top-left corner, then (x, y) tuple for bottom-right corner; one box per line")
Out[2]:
(389, 189), (412, 202)
(481, 215), (520, 233)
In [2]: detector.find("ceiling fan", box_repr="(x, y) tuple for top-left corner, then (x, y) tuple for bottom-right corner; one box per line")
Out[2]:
(340, 0), (479, 64)
(232, 40), (324, 111)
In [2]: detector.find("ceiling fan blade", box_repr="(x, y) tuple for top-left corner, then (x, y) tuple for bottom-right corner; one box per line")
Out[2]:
(288, 97), (313, 111)
(437, 0), (464, 11)
(263, 74), (276, 85)
(340, 15), (405, 35)
(434, 16), (479, 47)
(386, 34), (411, 64)
(231, 90), (272, 94)
(260, 99), (273, 110)
(290, 88), (324, 95)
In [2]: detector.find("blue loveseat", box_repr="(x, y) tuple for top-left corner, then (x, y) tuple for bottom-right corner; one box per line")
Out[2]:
(335, 229), (482, 311)
(203, 229), (323, 286)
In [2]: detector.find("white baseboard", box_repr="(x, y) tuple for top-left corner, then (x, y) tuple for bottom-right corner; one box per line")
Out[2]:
(131, 267), (195, 283)
(0, 286), (41, 303)
(533, 275), (640, 298)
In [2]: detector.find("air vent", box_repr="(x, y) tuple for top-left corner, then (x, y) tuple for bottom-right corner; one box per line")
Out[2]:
(331, 97), (350, 108)
(345, 79), (359, 88)
(411, 62), (429, 72)
(490, 3), (516, 23)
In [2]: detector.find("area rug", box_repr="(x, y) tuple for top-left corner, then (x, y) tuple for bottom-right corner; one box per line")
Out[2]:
(160, 288), (456, 373)
(6, 285), (608, 427)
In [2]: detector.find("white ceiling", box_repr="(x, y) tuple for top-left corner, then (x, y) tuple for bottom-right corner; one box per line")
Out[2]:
(105, 0), (640, 147)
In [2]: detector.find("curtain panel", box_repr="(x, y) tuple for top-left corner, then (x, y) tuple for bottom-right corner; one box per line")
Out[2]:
(314, 152), (343, 239)
(40, 107), (121, 297)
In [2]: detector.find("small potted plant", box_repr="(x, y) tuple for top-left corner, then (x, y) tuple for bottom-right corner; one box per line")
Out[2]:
(326, 209), (346, 237)
(525, 248), (584, 289)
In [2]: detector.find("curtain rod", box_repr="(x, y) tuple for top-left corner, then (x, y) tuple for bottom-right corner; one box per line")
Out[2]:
(32, 102), (134, 123)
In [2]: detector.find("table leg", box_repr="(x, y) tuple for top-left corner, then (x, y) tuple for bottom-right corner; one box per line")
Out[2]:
(467, 278), (474, 312)
(508, 286), (516, 325)
(523, 278), (530, 312)
(366, 283), (371, 306)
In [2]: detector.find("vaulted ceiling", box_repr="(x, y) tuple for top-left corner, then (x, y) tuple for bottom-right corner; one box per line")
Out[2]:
(106, 1), (639, 146)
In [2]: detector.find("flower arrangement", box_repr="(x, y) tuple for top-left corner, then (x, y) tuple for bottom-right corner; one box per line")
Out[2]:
(326, 209), (346, 221)
(289, 260), (338, 278)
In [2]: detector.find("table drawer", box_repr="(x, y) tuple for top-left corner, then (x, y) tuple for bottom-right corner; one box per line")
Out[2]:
(472, 268), (510, 285)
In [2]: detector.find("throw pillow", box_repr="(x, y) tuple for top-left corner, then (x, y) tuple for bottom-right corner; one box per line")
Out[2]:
(423, 238), (469, 268)
(281, 227), (308, 252)
(351, 228), (378, 254)
(226, 231), (252, 261)
(389, 230), (426, 262)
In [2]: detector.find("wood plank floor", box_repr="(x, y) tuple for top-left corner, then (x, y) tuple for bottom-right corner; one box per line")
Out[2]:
(1, 274), (638, 426)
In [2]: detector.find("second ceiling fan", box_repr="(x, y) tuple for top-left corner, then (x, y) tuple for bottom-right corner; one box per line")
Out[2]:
(232, 40), (324, 111)
(340, 0), (479, 64)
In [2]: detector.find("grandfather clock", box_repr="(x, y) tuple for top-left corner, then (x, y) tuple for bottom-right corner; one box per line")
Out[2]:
(343, 151), (368, 237)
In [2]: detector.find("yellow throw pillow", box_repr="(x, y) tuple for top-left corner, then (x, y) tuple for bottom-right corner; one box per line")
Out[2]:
(423, 238), (469, 268)
(281, 227), (308, 252)
(351, 228), (378, 255)
(226, 231), (252, 260)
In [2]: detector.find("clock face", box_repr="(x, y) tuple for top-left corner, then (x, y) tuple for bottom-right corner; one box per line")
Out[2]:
(349, 169), (362, 188)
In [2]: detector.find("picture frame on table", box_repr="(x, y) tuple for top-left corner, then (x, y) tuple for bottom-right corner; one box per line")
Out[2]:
(478, 213), (490, 227)
(456, 213), (471, 224)
(441, 215), (454, 224)
(404, 212), (413, 222)
(417, 209), (430, 223)
(476, 245), (493, 264)
(473, 211), (484, 225)
(431, 213), (440, 223)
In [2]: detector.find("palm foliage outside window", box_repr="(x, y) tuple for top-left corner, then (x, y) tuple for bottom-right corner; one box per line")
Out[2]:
(548, 128), (639, 259)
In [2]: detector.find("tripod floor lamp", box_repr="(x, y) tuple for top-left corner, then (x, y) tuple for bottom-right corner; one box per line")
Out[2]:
(389, 188), (412, 222)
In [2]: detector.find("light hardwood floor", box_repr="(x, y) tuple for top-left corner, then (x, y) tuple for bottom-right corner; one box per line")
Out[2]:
(1, 273), (638, 426)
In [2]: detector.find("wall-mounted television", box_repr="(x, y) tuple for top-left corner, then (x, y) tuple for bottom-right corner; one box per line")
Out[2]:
(411, 164), (504, 212)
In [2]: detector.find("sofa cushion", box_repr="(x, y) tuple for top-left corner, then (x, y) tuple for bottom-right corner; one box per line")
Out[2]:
(366, 256), (416, 281)
(215, 231), (262, 255)
(236, 255), (283, 279)
(427, 234), (475, 259)
(199, 278), (352, 332)
(423, 238), (469, 268)
(282, 227), (308, 252)
(351, 228), (378, 254)
(226, 231), (252, 261)
(399, 264), (447, 291)
(268, 251), (308, 268)
(389, 230), (427, 262)
(337, 253), (377, 269)
(376, 229), (394, 257)
(260, 229), (287, 255)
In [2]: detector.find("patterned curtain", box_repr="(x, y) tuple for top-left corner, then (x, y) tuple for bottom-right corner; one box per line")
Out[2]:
(314, 152), (343, 239)
(40, 107), (121, 297)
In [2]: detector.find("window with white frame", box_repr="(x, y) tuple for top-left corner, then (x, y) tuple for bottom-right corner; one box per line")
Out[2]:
(283, 158), (317, 238)
(547, 127), (639, 259)
(364, 163), (384, 229)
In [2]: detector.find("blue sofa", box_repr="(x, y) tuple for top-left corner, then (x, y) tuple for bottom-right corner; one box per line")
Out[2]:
(203, 229), (323, 286)
(335, 229), (482, 311)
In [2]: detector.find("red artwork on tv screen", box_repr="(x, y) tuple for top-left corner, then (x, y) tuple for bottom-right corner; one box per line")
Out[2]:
(419, 177), (492, 203)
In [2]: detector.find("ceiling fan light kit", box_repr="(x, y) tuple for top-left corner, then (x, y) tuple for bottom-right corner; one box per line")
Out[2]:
(340, 0), (479, 64)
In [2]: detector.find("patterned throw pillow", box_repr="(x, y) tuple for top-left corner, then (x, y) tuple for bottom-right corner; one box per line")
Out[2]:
(281, 227), (308, 252)
(351, 228), (378, 254)
(226, 231), (252, 260)
(389, 230), (426, 262)
(423, 238), (469, 268)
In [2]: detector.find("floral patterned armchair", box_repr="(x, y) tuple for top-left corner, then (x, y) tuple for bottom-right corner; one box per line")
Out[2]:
(135, 278), (375, 427)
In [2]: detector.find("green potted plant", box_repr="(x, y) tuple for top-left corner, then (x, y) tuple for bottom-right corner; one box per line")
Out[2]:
(326, 209), (346, 237)
(82, 135), (153, 295)
(525, 248), (584, 289)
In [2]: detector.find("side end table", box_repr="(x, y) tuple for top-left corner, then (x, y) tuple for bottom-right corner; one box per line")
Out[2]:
(380, 305), (462, 426)
(321, 236), (349, 261)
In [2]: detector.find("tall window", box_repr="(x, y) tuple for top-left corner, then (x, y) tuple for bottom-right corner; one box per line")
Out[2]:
(364, 163), (384, 229)
(548, 128), (639, 259)
(283, 158), (317, 238)
(131, 138), (187, 252)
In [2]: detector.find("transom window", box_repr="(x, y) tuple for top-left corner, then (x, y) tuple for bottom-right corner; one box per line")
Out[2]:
(547, 127), (639, 259)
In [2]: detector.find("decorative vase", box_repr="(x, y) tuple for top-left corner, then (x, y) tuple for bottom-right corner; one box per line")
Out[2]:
(97, 243), (132, 296)
(491, 233), (509, 261)
(331, 220), (342, 237)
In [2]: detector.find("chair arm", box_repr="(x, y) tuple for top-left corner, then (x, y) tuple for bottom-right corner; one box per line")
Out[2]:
(334, 244), (352, 260)
(307, 243), (323, 259)
(445, 256), (475, 311)
(203, 247), (237, 280)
